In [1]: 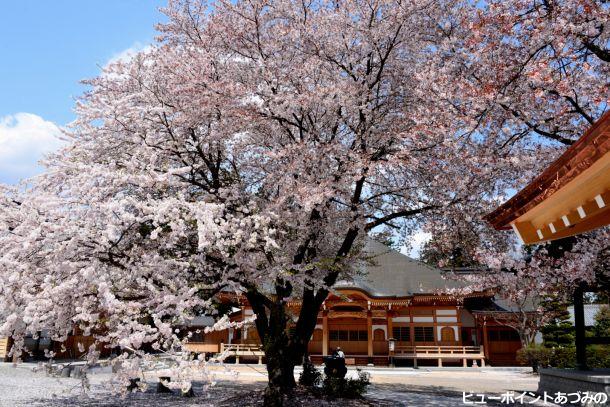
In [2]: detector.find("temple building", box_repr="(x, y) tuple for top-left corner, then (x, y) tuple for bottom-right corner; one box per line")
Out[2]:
(186, 240), (524, 367)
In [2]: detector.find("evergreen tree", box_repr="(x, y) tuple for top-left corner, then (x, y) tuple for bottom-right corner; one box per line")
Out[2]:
(592, 305), (610, 338)
(541, 295), (574, 348)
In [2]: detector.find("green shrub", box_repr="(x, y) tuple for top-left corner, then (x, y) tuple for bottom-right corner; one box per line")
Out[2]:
(344, 370), (371, 398)
(516, 344), (552, 372)
(549, 346), (576, 368)
(587, 345), (610, 368)
(526, 344), (609, 369)
(322, 369), (370, 399)
(299, 357), (322, 387)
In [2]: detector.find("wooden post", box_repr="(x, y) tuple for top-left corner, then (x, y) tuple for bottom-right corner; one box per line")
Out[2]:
(409, 306), (414, 345)
(367, 311), (373, 360)
(432, 307), (434, 346)
(240, 306), (247, 342)
(482, 322), (489, 362)
(387, 308), (394, 367)
(438, 358), (442, 367)
(386, 310), (394, 341)
(574, 283), (588, 370)
(322, 311), (329, 356)
(457, 308), (463, 345)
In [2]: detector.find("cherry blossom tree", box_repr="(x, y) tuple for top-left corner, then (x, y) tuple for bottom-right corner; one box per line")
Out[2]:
(445, 236), (601, 346)
(3, 0), (608, 405)
(440, 0), (610, 149)
(420, 1), (610, 242)
(425, 0), (610, 335)
(0, 1), (507, 403)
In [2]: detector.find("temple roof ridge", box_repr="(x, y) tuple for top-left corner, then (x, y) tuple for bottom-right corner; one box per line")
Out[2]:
(334, 238), (466, 297)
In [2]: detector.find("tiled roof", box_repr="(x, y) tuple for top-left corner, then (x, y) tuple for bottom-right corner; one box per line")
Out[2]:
(334, 239), (465, 297)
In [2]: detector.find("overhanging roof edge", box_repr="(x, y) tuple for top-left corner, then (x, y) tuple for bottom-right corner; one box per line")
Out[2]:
(484, 110), (610, 229)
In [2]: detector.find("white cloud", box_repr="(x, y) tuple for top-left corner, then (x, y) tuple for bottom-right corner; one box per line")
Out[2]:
(0, 113), (65, 184)
(106, 42), (153, 67)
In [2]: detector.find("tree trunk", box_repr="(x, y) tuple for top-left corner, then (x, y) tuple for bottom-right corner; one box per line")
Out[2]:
(253, 297), (296, 407)
(518, 330), (531, 348)
(264, 340), (297, 407)
(248, 227), (362, 406)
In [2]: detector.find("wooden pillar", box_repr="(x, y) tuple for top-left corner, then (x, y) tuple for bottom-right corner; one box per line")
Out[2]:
(574, 283), (588, 370)
(322, 311), (329, 356)
(240, 306), (247, 343)
(367, 311), (373, 359)
(386, 308), (394, 366)
(409, 306), (414, 345)
(482, 321), (489, 361)
(457, 307), (463, 345)
(432, 306), (434, 346)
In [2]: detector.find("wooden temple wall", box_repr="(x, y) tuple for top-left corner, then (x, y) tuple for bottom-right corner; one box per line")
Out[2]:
(180, 293), (523, 366)
(304, 305), (463, 357)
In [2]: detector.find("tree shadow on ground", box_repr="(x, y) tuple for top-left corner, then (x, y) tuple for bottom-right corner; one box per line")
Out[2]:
(28, 381), (266, 407)
(28, 381), (386, 407)
(27, 380), (545, 407)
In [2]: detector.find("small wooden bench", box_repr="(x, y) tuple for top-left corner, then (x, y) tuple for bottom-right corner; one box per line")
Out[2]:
(345, 358), (356, 365)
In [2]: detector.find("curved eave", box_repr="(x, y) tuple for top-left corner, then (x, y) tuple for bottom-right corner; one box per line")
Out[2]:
(484, 111), (610, 244)
(218, 287), (492, 308)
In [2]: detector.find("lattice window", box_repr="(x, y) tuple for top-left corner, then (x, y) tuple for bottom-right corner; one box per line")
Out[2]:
(392, 326), (410, 342)
(330, 329), (367, 341)
(414, 326), (434, 342)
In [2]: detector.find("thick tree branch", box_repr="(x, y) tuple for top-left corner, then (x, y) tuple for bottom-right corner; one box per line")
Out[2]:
(582, 40), (610, 63)
(365, 205), (438, 230)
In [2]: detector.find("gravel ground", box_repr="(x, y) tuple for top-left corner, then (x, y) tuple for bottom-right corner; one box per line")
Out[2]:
(0, 363), (552, 406)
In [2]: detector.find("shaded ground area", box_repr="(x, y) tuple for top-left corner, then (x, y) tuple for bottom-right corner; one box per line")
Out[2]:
(24, 382), (461, 407)
(0, 363), (551, 406)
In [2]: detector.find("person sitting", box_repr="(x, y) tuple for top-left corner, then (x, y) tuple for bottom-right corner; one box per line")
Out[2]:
(324, 347), (347, 378)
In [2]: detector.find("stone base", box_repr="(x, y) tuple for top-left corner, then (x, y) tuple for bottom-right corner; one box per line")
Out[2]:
(538, 368), (610, 406)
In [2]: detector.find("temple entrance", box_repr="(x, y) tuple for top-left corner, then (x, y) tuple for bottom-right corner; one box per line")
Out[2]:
(440, 326), (457, 344)
(328, 317), (368, 355)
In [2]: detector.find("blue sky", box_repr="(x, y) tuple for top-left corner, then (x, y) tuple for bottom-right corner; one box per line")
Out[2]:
(0, 0), (167, 184)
